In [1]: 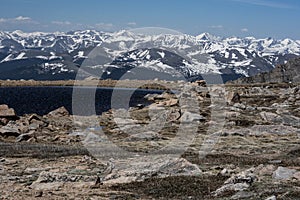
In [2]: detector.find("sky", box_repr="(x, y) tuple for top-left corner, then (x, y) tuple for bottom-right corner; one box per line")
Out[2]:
(0, 0), (299, 39)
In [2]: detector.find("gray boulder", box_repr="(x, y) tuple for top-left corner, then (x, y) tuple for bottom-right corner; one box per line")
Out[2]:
(272, 167), (297, 180)
(103, 156), (202, 185)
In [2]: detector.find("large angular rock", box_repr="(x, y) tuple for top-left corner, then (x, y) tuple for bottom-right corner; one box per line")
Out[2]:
(0, 105), (17, 125)
(0, 105), (16, 117)
(103, 156), (202, 185)
(0, 124), (20, 137)
(272, 167), (297, 180)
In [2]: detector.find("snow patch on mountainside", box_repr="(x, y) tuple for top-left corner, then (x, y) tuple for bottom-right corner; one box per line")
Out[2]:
(0, 29), (299, 80)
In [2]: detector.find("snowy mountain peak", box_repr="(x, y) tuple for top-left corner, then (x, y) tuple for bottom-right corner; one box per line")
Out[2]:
(196, 32), (219, 41)
(0, 30), (299, 81)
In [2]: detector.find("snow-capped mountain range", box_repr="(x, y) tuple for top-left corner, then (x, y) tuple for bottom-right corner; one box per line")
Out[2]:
(0, 30), (299, 81)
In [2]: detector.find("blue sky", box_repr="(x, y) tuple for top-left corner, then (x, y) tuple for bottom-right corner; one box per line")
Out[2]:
(0, 0), (299, 39)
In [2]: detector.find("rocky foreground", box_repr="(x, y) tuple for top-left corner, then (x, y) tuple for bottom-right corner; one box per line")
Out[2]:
(0, 81), (300, 199)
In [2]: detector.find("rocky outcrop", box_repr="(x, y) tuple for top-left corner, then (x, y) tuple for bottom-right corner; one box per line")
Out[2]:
(232, 57), (300, 84)
(0, 106), (76, 144)
(0, 82), (300, 199)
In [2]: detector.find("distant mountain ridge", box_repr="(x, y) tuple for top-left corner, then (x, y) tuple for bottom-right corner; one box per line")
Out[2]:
(0, 30), (299, 81)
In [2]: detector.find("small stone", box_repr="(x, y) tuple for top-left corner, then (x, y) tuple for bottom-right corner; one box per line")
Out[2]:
(268, 160), (282, 164)
(265, 195), (276, 200)
(35, 191), (43, 197)
(126, 131), (160, 141)
(90, 176), (102, 189)
(233, 103), (246, 110)
(260, 112), (282, 123)
(28, 114), (43, 122)
(113, 118), (138, 126)
(293, 172), (300, 181)
(213, 183), (249, 196)
(15, 131), (34, 142)
(0, 118), (9, 125)
(167, 110), (181, 122)
(180, 111), (205, 123)
(29, 122), (39, 130)
(135, 104), (144, 109)
(220, 168), (229, 176)
(226, 112), (241, 118)
(154, 92), (173, 100)
(231, 92), (241, 103)
(144, 93), (159, 101)
(18, 124), (29, 134)
(257, 165), (276, 176)
(47, 106), (69, 117)
(226, 92), (241, 105)
(31, 182), (64, 190)
(230, 191), (255, 199)
(193, 80), (206, 87)
(162, 98), (178, 107)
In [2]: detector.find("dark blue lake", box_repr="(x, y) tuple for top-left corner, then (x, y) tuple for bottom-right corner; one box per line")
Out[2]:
(0, 86), (162, 116)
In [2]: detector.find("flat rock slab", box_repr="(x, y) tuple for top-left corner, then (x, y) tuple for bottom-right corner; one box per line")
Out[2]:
(0, 126), (20, 137)
(103, 156), (202, 185)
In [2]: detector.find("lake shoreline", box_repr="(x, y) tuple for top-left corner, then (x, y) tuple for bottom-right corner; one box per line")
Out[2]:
(0, 79), (177, 90)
